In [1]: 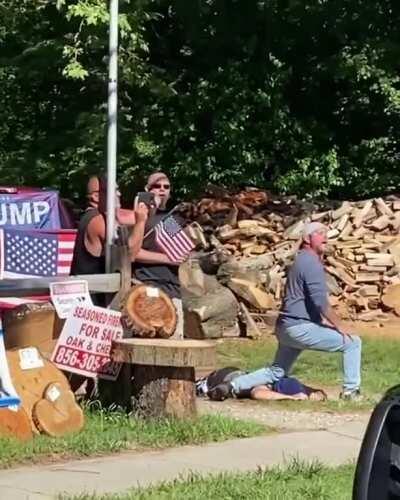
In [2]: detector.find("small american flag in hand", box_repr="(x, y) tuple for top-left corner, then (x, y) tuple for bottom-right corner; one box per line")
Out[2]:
(155, 215), (195, 262)
(0, 228), (76, 279)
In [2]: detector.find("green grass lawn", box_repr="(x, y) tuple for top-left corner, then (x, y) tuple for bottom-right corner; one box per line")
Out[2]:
(0, 408), (265, 469)
(217, 336), (400, 410)
(59, 462), (355, 500)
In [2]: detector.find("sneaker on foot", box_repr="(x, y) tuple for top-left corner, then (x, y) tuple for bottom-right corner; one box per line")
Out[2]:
(208, 382), (234, 401)
(340, 389), (362, 401)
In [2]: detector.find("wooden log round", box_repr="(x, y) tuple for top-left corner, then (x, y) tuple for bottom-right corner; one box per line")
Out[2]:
(0, 407), (33, 441)
(132, 365), (196, 419)
(32, 382), (84, 437)
(6, 348), (71, 433)
(121, 285), (177, 338)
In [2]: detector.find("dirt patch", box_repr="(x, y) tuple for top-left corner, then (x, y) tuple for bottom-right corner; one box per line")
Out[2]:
(198, 397), (370, 433)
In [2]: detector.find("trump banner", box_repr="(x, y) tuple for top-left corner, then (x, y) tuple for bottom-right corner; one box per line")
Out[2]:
(0, 191), (61, 229)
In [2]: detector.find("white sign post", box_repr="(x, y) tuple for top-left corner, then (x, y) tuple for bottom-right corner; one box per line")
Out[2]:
(51, 304), (123, 381)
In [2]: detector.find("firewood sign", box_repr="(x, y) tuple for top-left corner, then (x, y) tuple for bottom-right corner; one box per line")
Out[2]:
(51, 305), (123, 380)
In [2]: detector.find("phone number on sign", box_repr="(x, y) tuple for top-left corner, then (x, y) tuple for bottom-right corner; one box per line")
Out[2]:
(53, 346), (120, 377)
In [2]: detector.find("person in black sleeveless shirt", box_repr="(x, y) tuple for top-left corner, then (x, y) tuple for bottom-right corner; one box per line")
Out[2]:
(71, 175), (149, 304)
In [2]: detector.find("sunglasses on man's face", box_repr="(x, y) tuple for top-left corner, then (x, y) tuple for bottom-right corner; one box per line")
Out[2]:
(151, 183), (170, 190)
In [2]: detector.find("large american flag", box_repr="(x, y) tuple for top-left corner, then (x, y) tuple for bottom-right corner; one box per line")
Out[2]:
(0, 228), (76, 279)
(155, 215), (195, 262)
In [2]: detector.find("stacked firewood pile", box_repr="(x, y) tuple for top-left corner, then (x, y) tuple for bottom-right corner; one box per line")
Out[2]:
(181, 189), (400, 322)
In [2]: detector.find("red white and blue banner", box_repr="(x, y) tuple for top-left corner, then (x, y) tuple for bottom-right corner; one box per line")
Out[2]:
(0, 191), (61, 230)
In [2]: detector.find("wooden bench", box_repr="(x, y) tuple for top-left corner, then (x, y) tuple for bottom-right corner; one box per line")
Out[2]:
(112, 338), (216, 419)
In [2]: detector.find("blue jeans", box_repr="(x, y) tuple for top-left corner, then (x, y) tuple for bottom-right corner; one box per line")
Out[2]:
(231, 322), (362, 393)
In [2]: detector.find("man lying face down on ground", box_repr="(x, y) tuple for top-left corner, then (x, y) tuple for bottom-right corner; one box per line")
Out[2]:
(198, 367), (326, 402)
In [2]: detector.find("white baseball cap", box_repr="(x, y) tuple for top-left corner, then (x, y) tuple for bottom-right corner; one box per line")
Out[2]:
(302, 222), (328, 238)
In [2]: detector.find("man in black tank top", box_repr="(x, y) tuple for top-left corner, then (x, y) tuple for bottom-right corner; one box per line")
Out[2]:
(71, 175), (149, 304)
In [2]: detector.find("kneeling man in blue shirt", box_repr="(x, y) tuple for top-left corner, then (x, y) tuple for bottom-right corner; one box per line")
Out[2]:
(209, 222), (362, 401)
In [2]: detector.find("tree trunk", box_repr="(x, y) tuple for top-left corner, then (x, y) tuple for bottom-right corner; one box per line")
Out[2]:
(132, 365), (196, 419)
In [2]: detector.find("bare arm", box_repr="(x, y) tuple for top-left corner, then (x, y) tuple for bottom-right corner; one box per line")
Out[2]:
(117, 208), (136, 226)
(127, 203), (147, 260)
(250, 386), (307, 401)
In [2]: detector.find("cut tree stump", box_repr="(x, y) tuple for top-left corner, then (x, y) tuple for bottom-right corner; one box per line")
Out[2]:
(121, 285), (177, 339)
(112, 338), (216, 419)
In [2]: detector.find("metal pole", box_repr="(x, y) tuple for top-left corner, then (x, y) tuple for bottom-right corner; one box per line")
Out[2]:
(105, 0), (119, 272)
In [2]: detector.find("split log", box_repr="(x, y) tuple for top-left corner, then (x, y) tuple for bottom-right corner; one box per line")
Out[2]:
(218, 226), (240, 242)
(326, 266), (358, 288)
(224, 204), (239, 226)
(183, 273), (239, 339)
(365, 253), (394, 266)
(121, 285), (177, 339)
(217, 254), (275, 285)
(332, 202), (352, 220)
(382, 284), (400, 315)
(237, 219), (260, 229)
(359, 265), (388, 272)
(390, 213), (400, 231)
(339, 221), (353, 239)
(311, 211), (329, 221)
(370, 215), (391, 231)
(375, 197), (395, 218)
(336, 214), (350, 232)
(227, 278), (275, 310)
(328, 229), (340, 239)
(353, 201), (372, 227)
(326, 273), (342, 296)
(283, 220), (304, 239)
(352, 226), (368, 239)
(358, 285), (380, 297)
(355, 272), (382, 283)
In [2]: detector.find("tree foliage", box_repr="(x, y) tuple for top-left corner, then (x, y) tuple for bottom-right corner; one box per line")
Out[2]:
(0, 0), (400, 203)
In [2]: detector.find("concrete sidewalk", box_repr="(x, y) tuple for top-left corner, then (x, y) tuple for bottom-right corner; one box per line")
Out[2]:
(0, 423), (366, 500)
